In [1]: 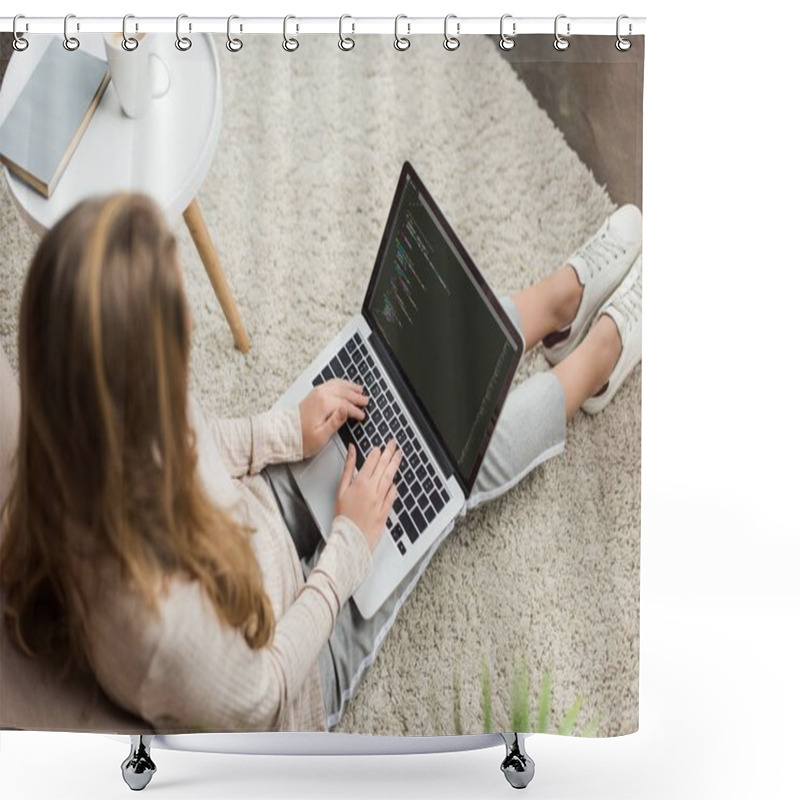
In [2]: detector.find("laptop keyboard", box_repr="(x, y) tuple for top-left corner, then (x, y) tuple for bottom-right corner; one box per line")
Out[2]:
(312, 331), (451, 556)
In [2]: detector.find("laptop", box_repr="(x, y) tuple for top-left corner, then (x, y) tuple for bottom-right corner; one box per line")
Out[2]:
(274, 162), (523, 618)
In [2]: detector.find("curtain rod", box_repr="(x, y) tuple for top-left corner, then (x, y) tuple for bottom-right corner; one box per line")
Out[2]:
(0, 15), (646, 37)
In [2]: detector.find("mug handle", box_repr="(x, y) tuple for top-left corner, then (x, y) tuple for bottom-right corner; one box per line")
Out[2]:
(149, 53), (171, 99)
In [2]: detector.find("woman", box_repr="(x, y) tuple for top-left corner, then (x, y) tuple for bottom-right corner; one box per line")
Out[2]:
(0, 193), (642, 733)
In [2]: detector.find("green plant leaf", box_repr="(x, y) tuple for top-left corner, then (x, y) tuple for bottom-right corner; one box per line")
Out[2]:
(581, 712), (602, 738)
(481, 655), (493, 734)
(452, 666), (463, 736)
(557, 694), (584, 736)
(536, 670), (552, 733)
(510, 658), (531, 732)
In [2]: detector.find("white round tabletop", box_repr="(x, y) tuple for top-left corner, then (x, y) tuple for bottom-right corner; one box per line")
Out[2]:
(0, 33), (221, 232)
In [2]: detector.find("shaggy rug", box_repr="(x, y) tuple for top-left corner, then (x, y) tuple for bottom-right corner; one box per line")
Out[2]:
(0, 32), (640, 737)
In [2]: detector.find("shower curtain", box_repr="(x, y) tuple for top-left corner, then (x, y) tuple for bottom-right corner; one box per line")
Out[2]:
(0, 25), (643, 741)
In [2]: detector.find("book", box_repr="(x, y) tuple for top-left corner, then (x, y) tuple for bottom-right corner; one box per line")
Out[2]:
(0, 39), (110, 198)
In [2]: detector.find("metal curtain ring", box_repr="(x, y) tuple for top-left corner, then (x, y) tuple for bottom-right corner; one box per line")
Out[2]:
(338, 14), (355, 51)
(12, 15), (29, 51)
(283, 15), (299, 52)
(122, 14), (139, 51)
(443, 14), (460, 51)
(616, 14), (632, 51)
(226, 15), (243, 52)
(63, 13), (80, 50)
(499, 13), (516, 51)
(553, 14), (570, 51)
(176, 14), (192, 51)
(394, 14), (410, 51)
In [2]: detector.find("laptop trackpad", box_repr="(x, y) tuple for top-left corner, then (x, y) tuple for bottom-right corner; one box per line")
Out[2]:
(296, 438), (346, 541)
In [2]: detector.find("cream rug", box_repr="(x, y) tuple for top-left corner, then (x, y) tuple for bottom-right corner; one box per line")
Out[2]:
(0, 33), (640, 737)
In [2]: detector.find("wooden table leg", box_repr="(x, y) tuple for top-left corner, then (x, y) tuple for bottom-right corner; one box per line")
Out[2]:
(183, 198), (251, 353)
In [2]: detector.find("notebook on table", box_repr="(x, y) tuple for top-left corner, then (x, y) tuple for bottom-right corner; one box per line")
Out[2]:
(0, 38), (110, 198)
(275, 162), (523, 618)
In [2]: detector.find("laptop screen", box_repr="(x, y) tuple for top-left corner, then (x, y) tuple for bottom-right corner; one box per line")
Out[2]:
(363, 163), (522, 495)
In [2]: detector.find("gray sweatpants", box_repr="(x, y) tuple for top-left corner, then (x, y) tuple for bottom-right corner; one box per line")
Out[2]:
(263, 295), (566, 730)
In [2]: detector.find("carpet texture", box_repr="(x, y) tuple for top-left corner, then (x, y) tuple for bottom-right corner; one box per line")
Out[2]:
(0, 33), (640, 737)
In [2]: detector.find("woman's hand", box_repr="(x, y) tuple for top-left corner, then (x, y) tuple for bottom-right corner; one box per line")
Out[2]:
(299, 379), (369, 459)
(334, 440), (403, 551)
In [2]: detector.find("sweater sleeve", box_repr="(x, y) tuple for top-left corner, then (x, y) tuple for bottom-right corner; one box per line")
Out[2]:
(204, 405), (305, 478)
(138, 514), (372, 733)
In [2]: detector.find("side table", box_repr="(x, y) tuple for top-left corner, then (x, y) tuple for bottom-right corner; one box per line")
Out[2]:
(0, 33), (250, 352)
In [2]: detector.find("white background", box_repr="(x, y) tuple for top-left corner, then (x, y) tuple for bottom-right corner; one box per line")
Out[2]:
(2, 1), (799, 798)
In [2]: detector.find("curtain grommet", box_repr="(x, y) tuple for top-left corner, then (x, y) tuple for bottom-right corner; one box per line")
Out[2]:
(175, 14), (192, 51)
(121, 14), (139, 51)
(554, 14), (570, 51)
(616, 15), (632, 51)
(12, 14), (29, 51)
(443, 14), (460, 51)
(338, 14), (355, 51)
(63, 13), (80, 51)
(283, 15), (299, 52)
(394, 15), (411, 51)
(226, 15), (243, 52)
(499, 14), (516, 51)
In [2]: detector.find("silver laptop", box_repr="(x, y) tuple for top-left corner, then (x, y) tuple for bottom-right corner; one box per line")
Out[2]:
(274, 162), (523, 618)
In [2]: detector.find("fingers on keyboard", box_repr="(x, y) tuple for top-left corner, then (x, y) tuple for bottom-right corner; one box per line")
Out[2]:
(362, 445), (381, 475)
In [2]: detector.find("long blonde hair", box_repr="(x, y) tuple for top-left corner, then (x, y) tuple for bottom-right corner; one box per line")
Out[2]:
(1, 193), (274, 666)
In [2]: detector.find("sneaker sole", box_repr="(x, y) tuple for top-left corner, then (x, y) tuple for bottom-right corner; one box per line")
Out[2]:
(581, 352), (641, 415)
(543, 288), (612, 366)
(543, 209), (643, 365)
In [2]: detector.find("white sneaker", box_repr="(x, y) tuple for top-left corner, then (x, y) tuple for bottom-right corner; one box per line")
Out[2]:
(581, 254), (642, 415)
(543, 204), (642, 365)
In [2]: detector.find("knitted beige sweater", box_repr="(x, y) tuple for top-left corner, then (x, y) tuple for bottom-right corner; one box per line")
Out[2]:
(78, 396), (372, 733)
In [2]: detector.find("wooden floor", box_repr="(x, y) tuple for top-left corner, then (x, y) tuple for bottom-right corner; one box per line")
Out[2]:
(0, 35), (9, 83)
(498, 34), (644, 210)
(1, 32), (643, 209)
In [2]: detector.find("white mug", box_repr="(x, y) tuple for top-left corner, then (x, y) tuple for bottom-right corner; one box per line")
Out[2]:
(103, 32), (171, 119)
